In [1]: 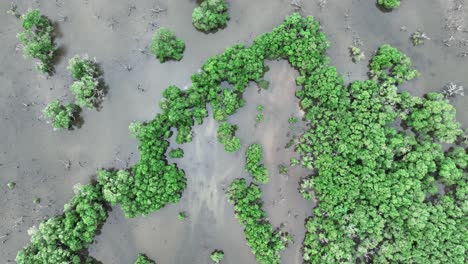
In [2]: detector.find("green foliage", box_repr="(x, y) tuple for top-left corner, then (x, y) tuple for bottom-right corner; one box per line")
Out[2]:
(178, 212), (187, 220)
(369, 44), (418, 86)
(245, 143), (269, 184)
(411, 30), (429, 46)
(150, 28), (185, 63)
(278, 164), (288, 175)
(217, 122), (241, 152)
(210, 250), (224, 263)
(212, 89), (245, 121)
(7, 181), (16, 189)
(192, 0), (229, 32)
(43, 100), (79, 130)
(256, 105), (264, 123)
(33, 197), (41, 204)
(377, 0), (401, 9)
(296, 41), (466, 263)
(288, 117), (298, 124)
(68, 56), (102, 109)
(68, 56), (99, 80)
(16, 184), (107, 264)
(406, 92), (462, 143)
(349, 46), (365, 62)
(257, 79), (270, 89)
(169, 148), (184, 159)
(17, 9), (57, 74)
(134, 254), (156, 264)
(227, 179), (288, 264)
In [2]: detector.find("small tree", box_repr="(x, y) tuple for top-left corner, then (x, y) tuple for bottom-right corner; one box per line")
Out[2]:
(134, 254), (155, 264)
(43, 100), (79, 130)
(377, 0), (401, 9)
(210, 250), (224, 263)
(68, 56), (102, 109)
(150, 28), (185, 63)
(17, 9), (57, 74)
(67, 56), (99, 80)
(192, 0), (230, 32)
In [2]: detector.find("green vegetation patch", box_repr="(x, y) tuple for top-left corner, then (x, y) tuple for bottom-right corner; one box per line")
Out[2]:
(68, 56), (102, 109)
(210, 250), (224, 263)
(217, 122), (241, 152)
(227, 179), (288, 264)
(134, 254), (156, 264)
(245, 143), (269, 183)
(377, 0), (401, 9)
(192, 0), (230, 32)
(150, 28), (185, 62)
(17, 9), (57, 74)
(43, 100), (79, 130)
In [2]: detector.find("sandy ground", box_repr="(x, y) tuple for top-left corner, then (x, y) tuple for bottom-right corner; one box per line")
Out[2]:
(0, 0), (467, 263)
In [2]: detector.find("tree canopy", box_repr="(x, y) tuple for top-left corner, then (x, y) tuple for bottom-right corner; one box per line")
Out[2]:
(192, 0), (230, 32)
(150, 28), (185, 62)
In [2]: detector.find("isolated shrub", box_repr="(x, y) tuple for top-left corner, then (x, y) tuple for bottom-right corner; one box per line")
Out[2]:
(67, 55), (102, 109)
(43, 100), (79, 130)
(245, 143), (269, 183)
(150, 28), (185, 62)
(210, 250), (224, 263)
(17, 9), (57, 74)
(192, 0), (229, 32)
(134, 254), (156, 264)
(377, 0), (400, 9)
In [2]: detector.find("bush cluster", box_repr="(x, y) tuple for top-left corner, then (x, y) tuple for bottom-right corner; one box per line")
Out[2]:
(68, 56), (102, 109)
(245, 143), (269, 183)
(17, 9), (57, 74)
(217, 122), (241, 152)
(377, 0), (401, 9)
(192, 0), (229, 32)
(150, 28), (185, 63)
(227, 179), (288, 264)
(43, 100), (79, 130)
(16, 184), (107, 263)
(134, 254), (156, 264)
(210, 250), (224, 263)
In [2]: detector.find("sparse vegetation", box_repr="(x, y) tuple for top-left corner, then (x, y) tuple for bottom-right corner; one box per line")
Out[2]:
(192, 0), (230, 32)
(256, 105), (264, 123)
(150, 28), (185, 62)
(178, 212), (187, 220)
(17, 9), (57, 74)
(7, 182), (16, 189)
(349, 46), (365, 62)
(377, 0), (400, 9)
(245, 143), (269, 184)
(43, 100), (79, 130)
(411, 30), (430, 46)
(210, 250), (224, 263)
(134, 254), (156, 264)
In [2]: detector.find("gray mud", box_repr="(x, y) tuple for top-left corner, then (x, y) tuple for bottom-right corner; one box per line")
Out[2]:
(0, 0), (466, 263)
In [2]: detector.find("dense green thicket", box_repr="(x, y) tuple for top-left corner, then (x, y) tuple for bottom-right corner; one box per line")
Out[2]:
(150, 28), (185, 63)
(192, 0), (229, 32)
(43, 100), (79, 130)
(134, 254), (156, 264)
(227, 179), (288, 264)
(377, 0), (400, 9)
(245, 143), (269, 183)
(68, 56), (102, 109)
(169, 148), (184, 158)
(294, 37), (467, 263)
(17, 9), (57, 74)
(16, 184), (107, 263)
(217, 122), (241, 152)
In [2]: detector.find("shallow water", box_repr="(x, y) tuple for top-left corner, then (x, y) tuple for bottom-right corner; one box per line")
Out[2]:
(0, 0), (466, 263)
